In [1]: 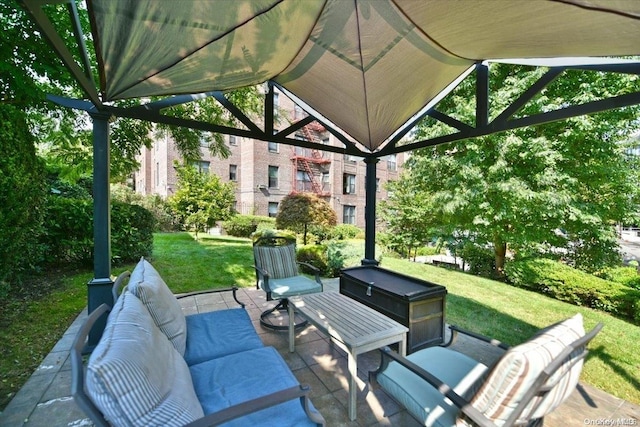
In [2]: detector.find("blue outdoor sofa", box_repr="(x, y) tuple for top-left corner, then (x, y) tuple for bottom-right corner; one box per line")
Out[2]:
(71, 257), (325, 427)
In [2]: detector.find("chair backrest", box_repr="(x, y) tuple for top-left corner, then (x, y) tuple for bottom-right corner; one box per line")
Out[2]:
(459, 314), (602, 427)
(253, 236), (299, 279)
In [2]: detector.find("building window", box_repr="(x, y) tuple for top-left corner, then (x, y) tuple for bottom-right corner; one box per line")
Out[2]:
(294, 105), (303, 120)
(344, 154), (358, 163)
(229, 164), (237, 181)
(268, 166), (279, 188)
(343, 205), (356, 225)
(192, 160), (210, 174)
(376, 178), (380, 192)
(296, 169), (312, 192)
(228, 135), (237, 146)
(343, 173), (356, 194)
(268, 202), (279, 218)
(268, 141), (278, 152)
(387, 154), (397, 171)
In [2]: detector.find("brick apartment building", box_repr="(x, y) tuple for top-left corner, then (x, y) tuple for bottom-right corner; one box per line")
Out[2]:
(132, 91), (405, 229)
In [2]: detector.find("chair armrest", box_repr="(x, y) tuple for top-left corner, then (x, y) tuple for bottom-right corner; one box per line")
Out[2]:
(297, 261), (322, 285)
(254, 265), (273, 292)
(175, 286), (246, 308)
(184, 384), (325, 427)
(442, 324), (510, 351)
(371, 347), (496, 427)
(111, 270), (131, 302)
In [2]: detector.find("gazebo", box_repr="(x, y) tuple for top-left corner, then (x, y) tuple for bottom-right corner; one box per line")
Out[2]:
(18, 0), (640, 340)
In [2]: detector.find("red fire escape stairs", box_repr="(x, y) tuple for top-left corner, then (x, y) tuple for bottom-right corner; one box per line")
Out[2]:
(291, 122), (331, 197)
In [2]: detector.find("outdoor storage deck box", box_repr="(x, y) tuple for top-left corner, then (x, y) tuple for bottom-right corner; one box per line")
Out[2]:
(339, 265), (447, 354)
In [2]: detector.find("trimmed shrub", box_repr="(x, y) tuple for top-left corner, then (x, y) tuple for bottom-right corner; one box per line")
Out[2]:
(111, 202), (155, 264)
(596, 266), (640, 290)
(43, 197), (154, 266)
(297, 244), (330, 276)
(224, 215), (275, 237)
(460, 243), (496, 278)
(505, 258), (640, 324)
(328, 224), (361, 240)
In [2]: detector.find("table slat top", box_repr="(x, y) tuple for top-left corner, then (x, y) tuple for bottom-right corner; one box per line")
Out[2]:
(291, 292), (408, 347)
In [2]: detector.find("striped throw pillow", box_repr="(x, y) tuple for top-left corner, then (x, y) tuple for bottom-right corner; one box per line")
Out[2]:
(128, 257), (187, 355)
(457, 314), (585, 426)
(87, 291), (204, 426)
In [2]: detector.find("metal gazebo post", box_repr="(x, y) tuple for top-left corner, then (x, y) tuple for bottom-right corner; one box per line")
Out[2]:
(87, 111), (114, 348)
(362, 156), (380, 266)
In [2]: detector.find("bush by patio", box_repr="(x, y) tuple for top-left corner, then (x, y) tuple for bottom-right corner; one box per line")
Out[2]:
(505, 258), (640, 324)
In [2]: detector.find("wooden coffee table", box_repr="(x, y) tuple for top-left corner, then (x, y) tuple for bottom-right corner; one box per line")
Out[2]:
(288, 291), (408, 420)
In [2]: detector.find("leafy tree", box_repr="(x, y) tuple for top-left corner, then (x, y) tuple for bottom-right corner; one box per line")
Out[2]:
(379, 177), (438, 260)
(403, 64), (640, 274)
(0, 104), (47, 296)
(168, 163), (236, 239)
(275, 193), (337, 244)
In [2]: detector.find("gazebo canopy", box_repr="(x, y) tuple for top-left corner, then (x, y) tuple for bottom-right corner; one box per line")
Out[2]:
(21, 0), (640, 154)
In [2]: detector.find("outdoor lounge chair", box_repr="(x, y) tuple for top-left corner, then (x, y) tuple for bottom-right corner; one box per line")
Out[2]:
(370, 314), (602, 427)
(253, 232), (323, 330)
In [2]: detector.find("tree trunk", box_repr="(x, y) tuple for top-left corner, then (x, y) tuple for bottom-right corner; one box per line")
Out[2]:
(303, 223), (308, 245)
(494, 239), (507, 277)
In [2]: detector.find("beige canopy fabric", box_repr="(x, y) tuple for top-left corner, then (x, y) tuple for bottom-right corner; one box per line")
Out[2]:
(88, 0), (640, 152)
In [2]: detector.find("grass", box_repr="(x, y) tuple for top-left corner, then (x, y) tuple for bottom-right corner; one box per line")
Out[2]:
(1, 232), (638, 410)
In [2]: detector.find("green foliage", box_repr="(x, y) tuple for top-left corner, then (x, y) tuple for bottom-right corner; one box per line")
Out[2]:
(111, 202), (155, 264)
(460, 243), (497, 278)
(43, 197), (94, 265)
(0, 105), (47, 296)
(43, 197), (154, 266)
(110, 183), (177, 232)
(505, 258), (640, 323)
(596, 266), (640, 290)
(275, 193), (337, 244)
(169, 164), (236, 237)
(328, 224), (361, 240)
(223, 215), (275, 237)
(407, 63), (640, 273)
(379, 178), (439, 259)
(297, 244), (330, 276)
(250, 229), (297, 245)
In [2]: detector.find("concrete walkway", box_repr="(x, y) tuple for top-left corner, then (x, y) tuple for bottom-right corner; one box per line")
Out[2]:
(1, 279), (638, 426)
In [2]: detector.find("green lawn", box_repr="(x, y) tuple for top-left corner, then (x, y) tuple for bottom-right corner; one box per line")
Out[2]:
(1, 232), (638, 411)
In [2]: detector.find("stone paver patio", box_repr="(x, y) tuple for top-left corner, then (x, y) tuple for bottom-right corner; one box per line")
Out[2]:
(1, 279), (638, 426)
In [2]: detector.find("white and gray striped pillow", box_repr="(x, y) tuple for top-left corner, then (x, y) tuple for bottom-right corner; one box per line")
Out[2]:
(128, 257), (187, 355)
(87, 291), (204, 426)
(457, 314), (585, 426)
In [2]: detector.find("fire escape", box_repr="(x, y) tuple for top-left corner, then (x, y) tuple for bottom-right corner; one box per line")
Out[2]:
(291, 121), (331, 197)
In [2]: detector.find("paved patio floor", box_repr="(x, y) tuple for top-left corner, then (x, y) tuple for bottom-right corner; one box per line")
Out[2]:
(1, 279), (638, 426)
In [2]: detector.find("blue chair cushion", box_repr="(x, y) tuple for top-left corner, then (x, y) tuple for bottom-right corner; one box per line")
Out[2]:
(189, 346), (320, 427)
(269, 276), (322, 299)
(377, 346), (488, 427)
(184, 308), (264, 366)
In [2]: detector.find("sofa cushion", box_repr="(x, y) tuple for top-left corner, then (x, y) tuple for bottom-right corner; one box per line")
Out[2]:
(184, 308), (264, 366)
(189, 346), (320, 427)
(459, 314), (585, 426)
(377, 346), (488, 427)
(86, 291), (204, 426)
(128, 257), (187, 355)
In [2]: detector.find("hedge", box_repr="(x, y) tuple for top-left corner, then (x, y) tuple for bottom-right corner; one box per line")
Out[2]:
(505, 258), (640, 324)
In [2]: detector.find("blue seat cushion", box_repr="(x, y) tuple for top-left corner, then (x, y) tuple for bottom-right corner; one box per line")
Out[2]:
(189, 346), (320, 427)
(377, 346), (488, 427)
(269, 276), (322, 299)
(184, 309), (264, 366)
